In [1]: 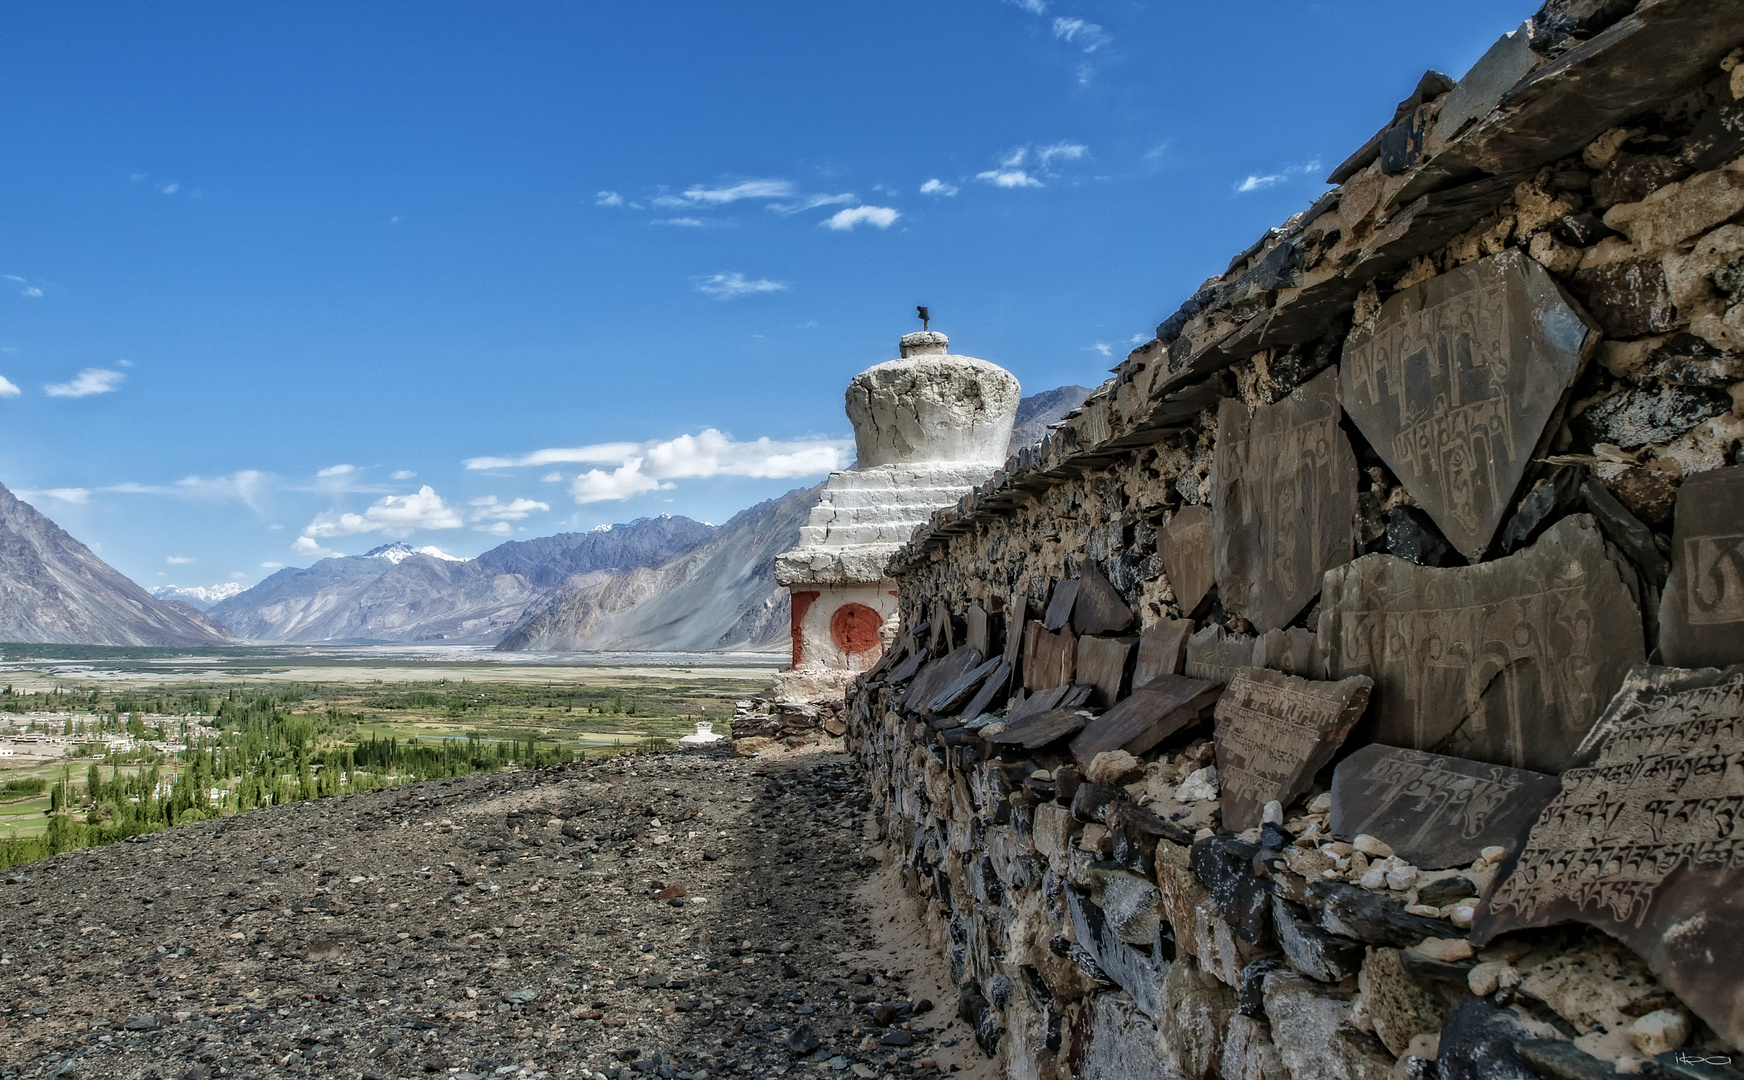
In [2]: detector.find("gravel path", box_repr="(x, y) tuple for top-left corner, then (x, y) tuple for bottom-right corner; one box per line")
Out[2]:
(0, 750), (983, 1080)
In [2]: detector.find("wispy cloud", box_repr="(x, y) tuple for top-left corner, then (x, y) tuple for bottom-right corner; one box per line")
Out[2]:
(1002, 0), (1046, 13)
(692, 272), (786, 299)
(768, 193), (856, 215)
(316, 464), (355, 477)
(920, 179), (958, 197)
(1036, 142), (1088, 167)
(1236, 174), (1286, 193)
(44, 368), (125, 398)
(678, 179), (795, 205)
(977, 169), (1043, 189)
(303, 485), (464, 539)
(104, 471), (270, 512)
(166, 555), (196, 565)
(0, 376), (19, 397)
(595, 191), (624, 206)
(469, 495), (549, 522)
(823, 205), (899, 231)
(158, 182), (179, 195)
(1052, 17), (1111, 51)
(292, 536), (339, 557)
(17, 487), (92, 504)
(391, 469), (416, 480)
(4, 275), (43, 299)
(1234, 159), (1324, 194)
(467, 428), (850, 505)
(976, 142), (1088, 189)
(652, 217), (708, 227)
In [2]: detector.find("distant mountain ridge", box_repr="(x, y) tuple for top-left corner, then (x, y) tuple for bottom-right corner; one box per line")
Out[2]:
(0, 481), (230, 646)
(1009, 385), (1094, 453)
(151, 582), (246, 611)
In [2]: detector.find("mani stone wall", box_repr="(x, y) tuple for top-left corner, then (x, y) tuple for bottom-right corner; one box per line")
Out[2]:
(844, 4), (1744, 1079)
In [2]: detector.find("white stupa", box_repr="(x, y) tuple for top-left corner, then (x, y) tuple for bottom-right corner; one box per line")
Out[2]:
(773, 329), (1021, 701)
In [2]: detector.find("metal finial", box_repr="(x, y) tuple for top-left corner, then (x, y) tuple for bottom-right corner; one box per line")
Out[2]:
(916, 306), (929, 331)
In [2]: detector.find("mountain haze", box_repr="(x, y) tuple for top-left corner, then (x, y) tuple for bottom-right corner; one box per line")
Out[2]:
(0, 481), (230, 646)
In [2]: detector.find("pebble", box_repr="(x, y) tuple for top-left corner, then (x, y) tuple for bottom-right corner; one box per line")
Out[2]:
(1408, 937), (1475, 963)
(1176, 766), (1220, 802)
(1351, 834), (1394, 859)
(1628, 1009), (1691, 1056)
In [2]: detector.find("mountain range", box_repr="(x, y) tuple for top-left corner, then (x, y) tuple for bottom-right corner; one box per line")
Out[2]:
(1, 386), (1092, 650)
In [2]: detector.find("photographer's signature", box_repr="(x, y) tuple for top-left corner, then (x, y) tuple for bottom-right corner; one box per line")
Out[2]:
(1673, 1052), (1735, 1067)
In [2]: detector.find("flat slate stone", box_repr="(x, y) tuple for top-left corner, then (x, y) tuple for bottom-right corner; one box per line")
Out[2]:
(1076, 634), (1136, 708)
(889, 649), (928, 685)
(927, 655), (1004, 715)
(1133, 619), (1194, 687)
(1659, 464), (1744, 669)
(1320, 515), (1644, 774)
(960, 660), (1012, 720)
(905, 645), (983, 713)
(1071, 560), (1135, 636)
(1475, 663), (1744, 1049)
(1007, 683), (1069, 723)
(1184, 625), (1257, 685)
(1213, 366), (1358, 632)
(1023, 624), (1077, 692)
(1158, 505), (1215, 615)
(986, 707), (1093, 751)
(1341, 250), (1599, 562)
(1213, 666), (1373, 832)
(1068, 674), (1220, 770)
(1044, 579), (1080, 632)
(965, 604), (989, 658)
(1330, 744), (1560, 870)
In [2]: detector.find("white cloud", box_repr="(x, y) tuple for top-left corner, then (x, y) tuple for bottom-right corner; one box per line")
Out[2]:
(653, 217), (707, 227)
(391, 469), (416, 480)
(1003, 0), (1046, 13)
(823, 205), (899, 231)
(158, 182), (178, 195)
(469, 496), (550, 522)
(303, 485), (464, 539)
(104, 470), (270, 511)
(44, 368), (125, 398)
(1235, 160), (1325, 194)
(18, 487), (91, 504)
(977, 169), (1043, 189)
(0, 376), (19, 397)
(767, 193), (856, 215)
(292, 536), (339, 557)
(261, 561), (285, 569)
(316, 463), (356, 477)
(541, 471), (564, 482)
(1052, 17), (1111, 52)
(692, 272), (786, 299)
(475, 521), (513, 536)
(920, 179), (958, 197)
(468, 428), (850, 505)
(4, 275), (42, 299)
(166, 555), (196, 565)
(595, 191), (624, 206)
(1037, 142), (1088, 167)
(681, 179), (795, 205)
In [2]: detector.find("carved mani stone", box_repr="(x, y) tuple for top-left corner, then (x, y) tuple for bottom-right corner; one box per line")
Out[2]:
(1330, 745), (1560, 870)
(1213, 366), (1358, 632)
(1320, 515), (1644, 775)
(1659, 464), (1744, 669)
(1159, 504), (1215, 615)
(1184, 625), (1258, 686)
(1213, 667), (1373, 832)
(1474, 663), (1744, 1048)
(1134, 619), (1195, 687)
(1024, 623), (1077, 692)
(1341, 250), (1600, 561)
(1076, 634), (1137, 708)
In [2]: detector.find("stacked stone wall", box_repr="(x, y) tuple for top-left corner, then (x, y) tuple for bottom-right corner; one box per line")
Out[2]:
(846, 3), (1744, 1077)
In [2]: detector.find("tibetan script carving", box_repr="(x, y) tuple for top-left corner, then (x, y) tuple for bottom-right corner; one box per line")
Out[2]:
(1341, 250), (1599, 561)
(1213, 667), (1373, 832)
(1213, 366), (1357, 632)
(1331, 744), (1560, 870)
(1159, 504), (1215, 615)
(1659, 464), (1744, 668)
(1320, 515), (1643, 774)
(1475, 663), (1744, 1048)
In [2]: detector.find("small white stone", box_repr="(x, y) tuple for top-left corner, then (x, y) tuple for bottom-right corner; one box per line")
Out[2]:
(1359, 865), (1388, 890)
(1308, 792), (1333, 814)
(1627, 1009), (1691, 1056)
(1408, 937), (1474, 963)
(1404, 904), (1441, 918)
(1478, 845), (1507, 865)
(1086, 750), (1143, 785)
(1176, 766), (1220, 802)
(1352, 834), (1394, 859)
(1447, 901), (1478, 929)
(1384, 864), (1419, 892)
(1262, 801), (1284, 825)
(978, 722), (1008, 737)
(1193, 827), (1215, 842)
(1466, 961), (1508, 997)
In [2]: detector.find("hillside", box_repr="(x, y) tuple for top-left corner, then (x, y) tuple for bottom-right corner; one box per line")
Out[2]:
(0, 481), (230, 646)
(1008, 384), (1093, 453)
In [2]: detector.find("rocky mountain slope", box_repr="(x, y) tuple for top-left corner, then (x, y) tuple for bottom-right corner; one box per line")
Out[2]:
(208, 520), (715, 644)
(496, 485), (818, 652)
(0, 481), (230, 646)
(149, 582), (245, 611)
(1008, 384), (1092, 453)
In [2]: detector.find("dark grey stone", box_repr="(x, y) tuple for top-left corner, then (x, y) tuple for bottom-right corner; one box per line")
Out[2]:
(1213, 366), (1357, 631)
(1320, 515), (1644, 774)
(1132, 619), (1194, 687)
(1043, 579), (1079, 632)
(1022, 623), (1076, 692)
(1385, 506), (1460, 566)
(1659, 465), (1744, 669)
(1310, 881), (1460, 948)
(960, 660), (1012, 720)
(1190, 835), (1269, 945)
(1212, 666), (1373, 832)
(1686, 99), (1744, 173)
(1272, 896), (1365, 983)
(1073, 634), (1135, 709)
(1341, 250), (1599, 561)
(1330, 744), (1561, 870)
(1068, 673), (1218, 770)
(1065, 887), (1163, 1019)
(1158, 505), (1215, 616)
(1431, 21), (1541, 145)
(1517, 1040), (1627, 1080)
(1184, 625), (1256, 686)
(1475, 663), (1744, 1049)
(1070, 560), (1134, 636)
(1437, 997), (1538, 1080)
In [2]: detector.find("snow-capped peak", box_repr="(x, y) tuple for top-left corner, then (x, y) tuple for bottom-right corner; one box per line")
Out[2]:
(591, 524), (613, 533)
(151, 582), (245, 610)
(363, 541), (468, 564)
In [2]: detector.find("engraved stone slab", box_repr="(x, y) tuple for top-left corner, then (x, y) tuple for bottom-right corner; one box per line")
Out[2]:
(1331, 745), (1560, 870)
(1474, 663), (1744, 1048)
(1159, 505), (1215, 615)
(1214, 667), (1374, 832)
(1184, 625), (1257, 686)
(1659, 464), (1744, 669)
(1070, 674), (1221, 770)
(1008, 683), (1069, 723)
(966, 604), (990, 658)
(1076, 634), (1136, 708)
(1134, 619), (1195, 687)
(1341, 250), (1600, 561)
(1044, 579), (1080, 632)
(1253, 628), (1323, 680)
(1213, 366), (1358, 631)
(1024, 624), (1077, 692)
(1320, 515), (1644, 774)
(1071, 561), (1135, 636)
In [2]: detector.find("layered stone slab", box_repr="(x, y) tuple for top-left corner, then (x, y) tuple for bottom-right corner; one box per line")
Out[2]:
(1023, 623), (1077, 692)
(1330, 744), (1560, 870)
(1158, 505), (1214, 615)
(1076, 634), (1136, 708)
(1214, 667), (1374, 832)
(1320, 515), (1644, 774)
(1070, 561), (1134, 636)
(1341, 250), (1600, 562)
(1133, 619), (1194, 687)
(1070, 674), (1220, 769)
(1659, 464), (1744, 669)
(1475, 663), (1744, 1048)
(1213, 366), (1358, 632)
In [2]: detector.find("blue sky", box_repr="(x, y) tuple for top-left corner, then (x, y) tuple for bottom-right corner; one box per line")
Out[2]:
(0, 0), (1537, 593)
